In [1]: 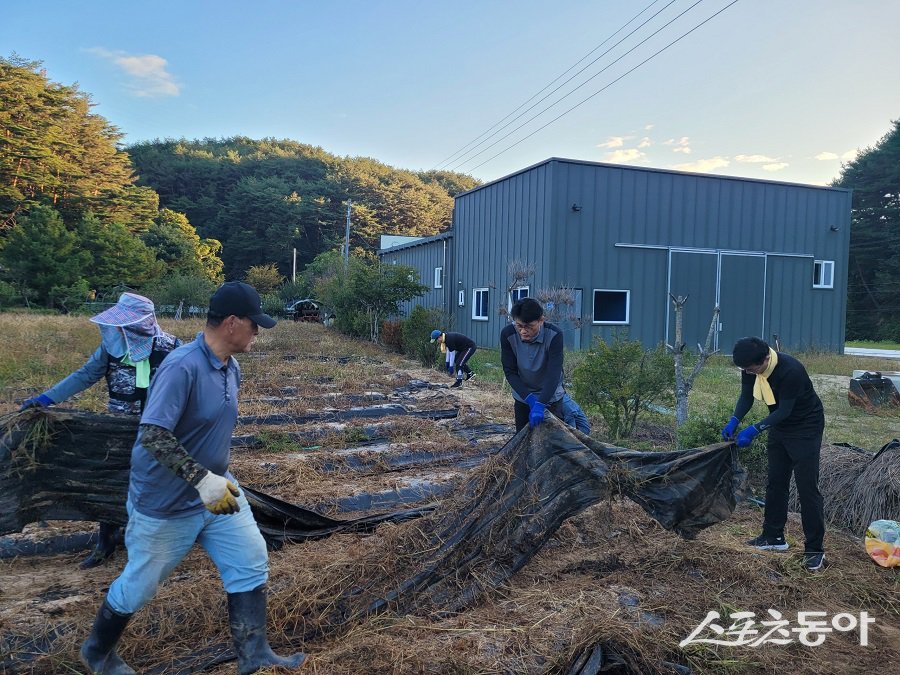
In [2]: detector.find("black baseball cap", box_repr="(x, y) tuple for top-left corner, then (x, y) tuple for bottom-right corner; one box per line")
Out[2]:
(209, 281), (277, 329)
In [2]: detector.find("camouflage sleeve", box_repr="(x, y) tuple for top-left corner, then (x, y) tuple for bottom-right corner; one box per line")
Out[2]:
(139, 423), (208, 486)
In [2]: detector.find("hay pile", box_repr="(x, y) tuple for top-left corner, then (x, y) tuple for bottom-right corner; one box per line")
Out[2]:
(791, 440), (900, 533)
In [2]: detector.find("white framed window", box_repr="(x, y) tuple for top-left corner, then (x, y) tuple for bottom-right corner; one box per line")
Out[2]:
(592, 289), (630, 324)
(434, 267), (443, 288)
(813, 260), (834, 289)
(472, 288), (489, 320)
(508, 286), (529, 311)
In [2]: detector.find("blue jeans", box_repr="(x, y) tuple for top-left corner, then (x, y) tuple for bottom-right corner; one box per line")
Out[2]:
(107, 489), (268, 614)
(561, 393), (591, 434)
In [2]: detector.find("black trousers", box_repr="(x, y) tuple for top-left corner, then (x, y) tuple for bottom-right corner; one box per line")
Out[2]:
(763, 429), (825, 552)
(514, 398), (566, 433)
(454, 347), (476, 378)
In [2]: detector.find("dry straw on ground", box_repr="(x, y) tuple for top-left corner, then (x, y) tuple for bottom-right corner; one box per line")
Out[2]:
(1, 320), (899, 675)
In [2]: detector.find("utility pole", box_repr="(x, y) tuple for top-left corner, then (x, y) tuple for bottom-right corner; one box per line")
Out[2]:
(343, 200), (352, 268)
(292, 247), (297, 283)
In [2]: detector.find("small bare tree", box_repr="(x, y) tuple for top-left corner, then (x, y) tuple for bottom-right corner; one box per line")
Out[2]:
(536, 286), (582, 329)
(666, 294), (720, 449)
(497, 259), (535, 316)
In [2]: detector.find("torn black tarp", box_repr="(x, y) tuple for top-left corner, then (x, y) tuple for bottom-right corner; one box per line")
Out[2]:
(314, 414), (747, 627)
(0, 408), (432, 544)
(1, 408), (746, 674)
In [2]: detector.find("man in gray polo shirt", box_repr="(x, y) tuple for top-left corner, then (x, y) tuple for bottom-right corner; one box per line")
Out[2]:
(79, 282), (307, 675)
(500, 298), (590, 434)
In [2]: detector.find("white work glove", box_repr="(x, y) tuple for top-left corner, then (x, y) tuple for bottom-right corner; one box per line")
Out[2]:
(196, 472), (241, 515)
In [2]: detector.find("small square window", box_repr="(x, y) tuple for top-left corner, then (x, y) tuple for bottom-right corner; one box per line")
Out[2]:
(813, 260), (834, 289)
(508, 286), (529, 311)
(593, 289), (630, 324)
(472, 288), (489, 320)
(434, 267), (443, 289)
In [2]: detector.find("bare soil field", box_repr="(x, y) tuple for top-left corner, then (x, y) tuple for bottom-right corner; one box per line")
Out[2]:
(1, 321), (897, 674)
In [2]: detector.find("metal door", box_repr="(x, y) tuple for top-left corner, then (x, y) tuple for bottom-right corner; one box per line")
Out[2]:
(667, 251), (718, 351)
(717, 253), (766, 351)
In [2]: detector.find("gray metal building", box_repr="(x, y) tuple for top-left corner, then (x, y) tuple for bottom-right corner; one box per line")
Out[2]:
(380, 158), (852, 353)
(379, 232), (454, 321)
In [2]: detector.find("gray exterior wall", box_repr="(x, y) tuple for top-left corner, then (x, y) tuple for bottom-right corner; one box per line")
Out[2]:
(379, 233), (453, 320)
(451, 159), (851, 353)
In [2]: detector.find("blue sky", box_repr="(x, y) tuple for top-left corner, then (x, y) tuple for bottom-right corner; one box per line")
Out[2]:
(3, 0), (898, 186)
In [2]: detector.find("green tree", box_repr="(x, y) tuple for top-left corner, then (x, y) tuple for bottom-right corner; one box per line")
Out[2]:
(0, 55), (155, 231)
(306, 251), (427, 342)
(833, 120), (900, 341)
(0, 205), (90, 304)
(244, 263), (284, 294)
(572, 336), (674, 440)
(142, 208), (224, 282)
(78, 212), (164, 292)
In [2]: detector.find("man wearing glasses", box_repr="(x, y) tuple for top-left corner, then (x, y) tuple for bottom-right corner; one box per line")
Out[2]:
(500, 297), (590, 434)
(722, 336), (826, 572)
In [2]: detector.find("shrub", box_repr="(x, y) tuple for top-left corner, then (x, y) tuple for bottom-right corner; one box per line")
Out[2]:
(677, 399), (768, 476)
(143, 274), (218, 308)
(381, 319), (404, 352)
(260, 292), (284, 318)
(572, 335), (673, 440)
(402, 305), (444, 367)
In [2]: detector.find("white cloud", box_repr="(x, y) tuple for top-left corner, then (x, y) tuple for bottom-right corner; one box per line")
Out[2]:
(815, 151), (839, 161)
(841, 149), (858, 162)
(88, 47), (180, 97)
(637, 137), (652, 149)
(672, 146), (692, 154)
(604, 148), (645, 163)
(762, 162), (789, 172)
(644, 124), (654, 131)
(672, 156), (730, 173)
(596, 136), (626, 149)
(735, 154), (778, 163)
(663, 136), (691, 148)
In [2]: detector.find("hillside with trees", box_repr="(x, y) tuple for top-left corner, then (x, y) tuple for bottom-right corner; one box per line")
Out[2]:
(0, 55), (478, 310)
(0, 56), (223, 308)
(127, 138), (479, 278)
(833, 119), (900, 341)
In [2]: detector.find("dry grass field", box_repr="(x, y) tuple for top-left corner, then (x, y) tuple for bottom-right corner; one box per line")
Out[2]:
(1, 314), (897, 674)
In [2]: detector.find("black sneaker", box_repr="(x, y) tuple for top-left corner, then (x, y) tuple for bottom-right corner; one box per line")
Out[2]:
(804, 551), (825, 571)
(746, 533), (789, 551)
(465, 372), (476, 381)
(450, 379), (462, 388)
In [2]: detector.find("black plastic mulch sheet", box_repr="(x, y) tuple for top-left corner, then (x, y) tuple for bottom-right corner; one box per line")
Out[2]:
(1, 408), (744, 673)
(316, 413), (747, 627)
(0, 408), (432, 541)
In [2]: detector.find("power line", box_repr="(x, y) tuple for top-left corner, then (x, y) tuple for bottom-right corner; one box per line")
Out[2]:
(458, 0), (737, 174)
(432, 0), (672, 171)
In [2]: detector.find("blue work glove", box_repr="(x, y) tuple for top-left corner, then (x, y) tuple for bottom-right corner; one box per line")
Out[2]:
(20, 393), (54, 411)
(721, 415), (740, 440)
(524, 393), (546, 428)
(736, 425), (760, 448)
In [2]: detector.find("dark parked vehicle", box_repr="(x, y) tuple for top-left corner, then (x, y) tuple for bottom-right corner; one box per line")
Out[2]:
(284, 299), (335, 325)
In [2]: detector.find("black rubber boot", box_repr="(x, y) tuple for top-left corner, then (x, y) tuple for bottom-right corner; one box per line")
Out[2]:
(80, 523), (119, 569)
(228, 585), (306, 674)
(79, 599), (135, 674)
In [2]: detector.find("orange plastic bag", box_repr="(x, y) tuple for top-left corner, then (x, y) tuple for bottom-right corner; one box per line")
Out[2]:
(864, 520), (900, 568)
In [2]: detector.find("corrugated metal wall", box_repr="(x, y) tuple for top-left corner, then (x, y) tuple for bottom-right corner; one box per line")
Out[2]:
(452, 163), (554, 348)
(379, 235), (452, 320)
(383, 159), (851, 353)
(545, 160), (850, 352)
